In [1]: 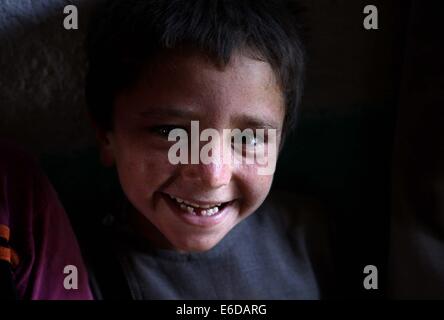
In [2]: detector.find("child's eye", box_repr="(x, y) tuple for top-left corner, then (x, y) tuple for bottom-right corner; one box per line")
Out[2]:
(150, 125), (186, 137)
(246, 133), (265, 147)
(231, 132), (266, 148)
(231, 131), (267, 159)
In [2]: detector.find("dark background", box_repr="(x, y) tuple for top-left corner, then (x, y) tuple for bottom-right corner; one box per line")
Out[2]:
(1, 0), (442, 298)
(0, 0), (402, 155)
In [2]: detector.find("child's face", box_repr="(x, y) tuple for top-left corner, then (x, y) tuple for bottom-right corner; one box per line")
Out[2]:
(100, 50), (285, 252)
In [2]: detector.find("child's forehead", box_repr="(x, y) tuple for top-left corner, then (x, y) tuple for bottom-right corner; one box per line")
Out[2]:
(116, 50), (285, 126)
(137, 49), (282, 97)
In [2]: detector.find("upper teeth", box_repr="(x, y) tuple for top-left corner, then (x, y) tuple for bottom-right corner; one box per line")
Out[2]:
(169, 194), (223, 216)
(169, 195), (221, 208)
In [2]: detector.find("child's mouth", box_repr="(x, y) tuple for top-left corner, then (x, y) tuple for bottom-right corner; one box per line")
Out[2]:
(160, 192), (236, 227)
(165, 193), (230, 217)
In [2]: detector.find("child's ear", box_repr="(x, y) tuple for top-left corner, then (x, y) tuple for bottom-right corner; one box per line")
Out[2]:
(94, 126), (115, 167)
(87, 116), (115, 167)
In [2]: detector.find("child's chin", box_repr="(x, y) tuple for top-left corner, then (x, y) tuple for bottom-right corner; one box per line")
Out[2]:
(170, 233), (226, 253)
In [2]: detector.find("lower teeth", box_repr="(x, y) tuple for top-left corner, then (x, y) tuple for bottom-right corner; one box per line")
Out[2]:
(178, 203), (219, 216)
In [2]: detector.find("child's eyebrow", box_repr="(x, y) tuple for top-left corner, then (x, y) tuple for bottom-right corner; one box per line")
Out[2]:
(235, 115), (281, 132)
(138, 106), (200, 119)
(138, 106), (281, 131)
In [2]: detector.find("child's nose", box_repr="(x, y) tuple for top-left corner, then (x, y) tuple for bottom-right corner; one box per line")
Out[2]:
(180, 162), (233, 189)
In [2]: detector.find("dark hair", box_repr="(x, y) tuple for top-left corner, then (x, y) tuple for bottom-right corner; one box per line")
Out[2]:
(85, 0), (306, 137)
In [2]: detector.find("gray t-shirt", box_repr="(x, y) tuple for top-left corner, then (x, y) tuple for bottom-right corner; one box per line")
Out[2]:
(92, 193), (331, 299)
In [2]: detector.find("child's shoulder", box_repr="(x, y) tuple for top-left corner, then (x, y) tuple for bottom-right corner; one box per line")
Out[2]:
(263, 190), (334, 296)
(250, 190), (331, 258)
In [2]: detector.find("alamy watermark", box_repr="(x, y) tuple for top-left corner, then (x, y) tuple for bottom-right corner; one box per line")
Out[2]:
(63, 265), (78, 290)
(63, 4), (379, 31)
(167, 121), (278, 176)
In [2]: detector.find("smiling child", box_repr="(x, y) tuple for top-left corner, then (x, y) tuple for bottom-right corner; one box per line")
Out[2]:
(82, 0), (331, 299)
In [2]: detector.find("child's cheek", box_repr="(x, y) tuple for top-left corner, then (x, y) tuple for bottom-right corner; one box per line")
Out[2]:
(237, 164), (274, 211)
(112, 138), (175, 194)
